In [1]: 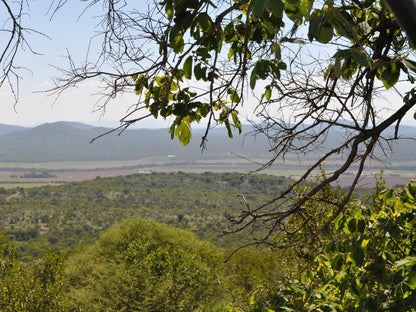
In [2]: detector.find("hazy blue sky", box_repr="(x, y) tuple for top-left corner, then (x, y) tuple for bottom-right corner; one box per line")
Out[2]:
(0, 1), (169, 127)
(0, 1), (415, 129)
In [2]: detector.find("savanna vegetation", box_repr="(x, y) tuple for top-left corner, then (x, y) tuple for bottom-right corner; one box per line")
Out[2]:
(0, 172), (415, 311)
(0, 172), (289, 259)
(0, 172), (297, 310)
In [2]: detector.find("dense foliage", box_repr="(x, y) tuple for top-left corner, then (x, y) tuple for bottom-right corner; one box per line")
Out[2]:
(243, 179), (416, 311)
(65, 218), (225, 311)
(0, 234), (68, 311)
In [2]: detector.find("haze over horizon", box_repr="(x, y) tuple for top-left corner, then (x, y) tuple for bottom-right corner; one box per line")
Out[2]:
(0, 2), (415, 129)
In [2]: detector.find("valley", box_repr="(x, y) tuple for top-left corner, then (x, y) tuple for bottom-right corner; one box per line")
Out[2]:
(0, 121), (414, 188)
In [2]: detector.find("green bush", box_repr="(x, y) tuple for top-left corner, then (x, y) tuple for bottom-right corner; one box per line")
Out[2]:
(0, 233), (68, 311)
(66, 218), (226, 311)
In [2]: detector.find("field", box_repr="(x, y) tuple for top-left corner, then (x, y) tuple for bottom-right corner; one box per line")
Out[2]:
(0, 156), (414, 188)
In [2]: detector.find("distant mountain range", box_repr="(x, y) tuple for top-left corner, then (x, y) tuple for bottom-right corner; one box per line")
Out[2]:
(0, 122), (270, 162)
(0, 121), (414, 163)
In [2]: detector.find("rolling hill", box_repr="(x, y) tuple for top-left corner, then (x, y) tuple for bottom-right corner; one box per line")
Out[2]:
(0, 121), (414, 166)
(0, 122), (271, 162)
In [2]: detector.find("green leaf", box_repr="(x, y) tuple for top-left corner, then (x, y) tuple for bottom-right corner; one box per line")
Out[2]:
(197, 13), (212, 32)
(318, 22), (333, 43)
(350, 50), (371, 67)
(286, 0), (300, 4)
(329, 10), (355, 39)
(198, 103), (210, 117)
(350, 279), (360, 295)
(224, 120), (233, 138)
(175, 119), (191, 145)
(381, 63), (400, 89)
(357, 219), (365, 233)
(229, 89), (240, 103)
(268, 0), (284, 18)
(334, 214), (346, 230)
(409, 271), (416, 290)
(347, 218), (356, 233)
(250, 69), (257, 89)
(265, 86), (271, 100)
(333, 57), (342, 78)
(254, 60), (268, 79)
(170, 34), (184, 53)
(261, 14), (277, 36)
(272, 42), (281, 59)
(194, 64), (204, 81)
(285, 2), (302, 23)
(269, 60), (281, 79)
(309, 10), (333, 43)
(231, 111), (242, 134)
(332, 254), (343, 271)
(252, 0), (269, 18)
(352, 247), (365, 267)
(134, 75), (147, 95)
(173, 103), (188, 117)
(183, 56), (193, 79)
(309, 10), (321, 41)
(299, 0), (313, 18)
(165, 1), (174, 20)
(342, 64), (357, 80)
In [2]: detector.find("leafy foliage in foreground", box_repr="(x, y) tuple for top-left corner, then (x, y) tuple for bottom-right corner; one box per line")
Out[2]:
(244, 179), (416, 311)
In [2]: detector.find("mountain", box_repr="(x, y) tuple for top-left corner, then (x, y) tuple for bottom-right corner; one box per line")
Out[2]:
(0, 123), (27, 136)
(59, 121), (95, 129)
(0, 121), (414, 163)
(0, 122), (270, 162)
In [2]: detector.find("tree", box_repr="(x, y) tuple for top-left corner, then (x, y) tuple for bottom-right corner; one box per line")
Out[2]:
(2, 0), (416, 246)
(0, 234), (69, 311)
(65, 218), (227, 311)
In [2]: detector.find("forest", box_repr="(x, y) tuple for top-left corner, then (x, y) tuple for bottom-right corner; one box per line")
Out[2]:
(0, 171), (415, 311)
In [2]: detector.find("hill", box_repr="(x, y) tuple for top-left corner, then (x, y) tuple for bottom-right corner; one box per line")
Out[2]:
(0, 123), (27, 136)
(0, 121), (414, 170)
(0, 122), (270, 162)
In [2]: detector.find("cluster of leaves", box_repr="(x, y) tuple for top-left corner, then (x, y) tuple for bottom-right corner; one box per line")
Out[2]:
(315, 0), (416, 89)
(127, 0), (299, 144)
(125, 0), (416, 146)
(243, 179), (416, 311)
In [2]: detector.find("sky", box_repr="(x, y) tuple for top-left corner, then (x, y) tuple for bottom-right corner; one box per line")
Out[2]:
(0, 1), (415, 129)
(0, 1), (169, 128)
